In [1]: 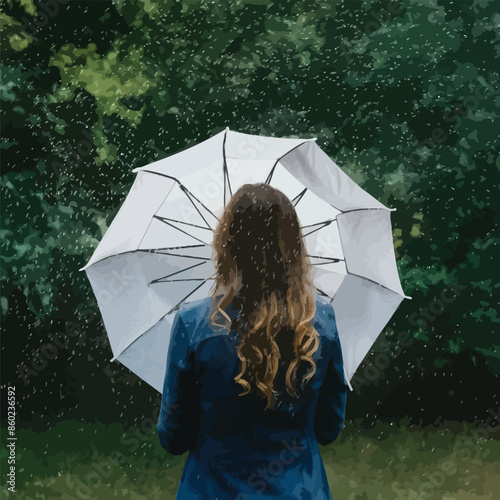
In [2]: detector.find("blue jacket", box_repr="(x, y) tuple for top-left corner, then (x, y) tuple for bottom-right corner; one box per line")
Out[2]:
(156, 295), (349, 499)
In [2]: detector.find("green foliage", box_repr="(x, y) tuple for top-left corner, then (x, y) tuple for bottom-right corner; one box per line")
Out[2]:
(0, 12), (34, 53)
(1, 0), (499, 427)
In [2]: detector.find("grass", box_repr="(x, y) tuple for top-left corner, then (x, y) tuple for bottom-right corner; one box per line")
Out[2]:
(1, 419), (499, 499)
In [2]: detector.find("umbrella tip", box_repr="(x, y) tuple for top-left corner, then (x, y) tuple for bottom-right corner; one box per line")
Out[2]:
(225, 126), (230, 132)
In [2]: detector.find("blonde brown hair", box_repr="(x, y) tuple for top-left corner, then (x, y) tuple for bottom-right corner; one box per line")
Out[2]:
(208, 183), (320, 410)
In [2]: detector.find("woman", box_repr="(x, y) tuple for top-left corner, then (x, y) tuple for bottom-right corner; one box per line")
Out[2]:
(156, 182), (349, 499)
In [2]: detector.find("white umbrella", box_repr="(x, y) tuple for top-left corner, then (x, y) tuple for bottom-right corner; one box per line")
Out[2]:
(79, 127), (411, 393)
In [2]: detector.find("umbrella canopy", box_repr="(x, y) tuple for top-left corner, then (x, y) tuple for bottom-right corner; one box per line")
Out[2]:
(80, 127), (411, 393)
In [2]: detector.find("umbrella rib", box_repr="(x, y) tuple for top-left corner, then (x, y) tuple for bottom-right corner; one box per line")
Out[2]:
(308, 255), (345, 264)
(133, 169), (178, 182)
(291, 188), (307, 207)
(149, 260), (207, 285)
(302, 219), (335, 237)
(347, 271), (410, 298)
(166, 273), (217, 316)
(151, 250), (211, 260)
(265, 140), (312, 185)
(154, 215), (210, 245)
(340, 207), (394, 214)
(155, 278), (210, 283)
(148, 244), (206, 251)
(82, 244), (208, 269)
(110, 273), (217, 363)
(159, 217), (213, 231)
(315, 287), (334, 303)
(86, 249), (210, 266)
(222, 129), (232, 206)
(180, 184), (219, 228)
(265, 159), (280, 184)
(301, 219), (336, 229)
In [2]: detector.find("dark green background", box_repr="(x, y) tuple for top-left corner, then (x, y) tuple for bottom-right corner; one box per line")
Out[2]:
(2, 0), (499, 434)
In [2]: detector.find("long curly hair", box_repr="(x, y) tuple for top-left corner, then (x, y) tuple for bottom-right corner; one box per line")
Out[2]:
(208, 182), (320, 410)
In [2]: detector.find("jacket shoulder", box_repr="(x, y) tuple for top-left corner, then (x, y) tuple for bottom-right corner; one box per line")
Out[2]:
(177, 296), (211, 317)
(176, 297), (214, 346)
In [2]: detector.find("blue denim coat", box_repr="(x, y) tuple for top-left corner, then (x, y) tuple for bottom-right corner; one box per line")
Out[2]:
(156, 295), (348, 499)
